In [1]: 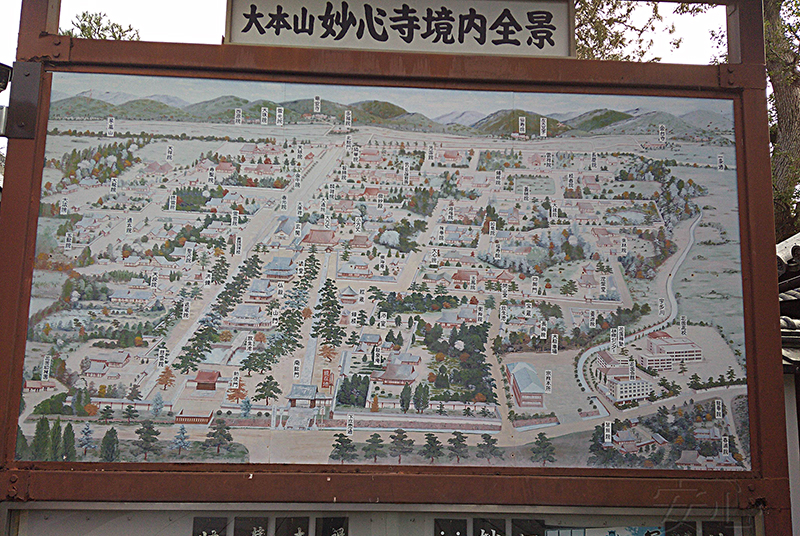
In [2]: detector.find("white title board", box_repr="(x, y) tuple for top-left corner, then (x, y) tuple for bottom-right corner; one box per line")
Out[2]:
(227, 0), (573, 57)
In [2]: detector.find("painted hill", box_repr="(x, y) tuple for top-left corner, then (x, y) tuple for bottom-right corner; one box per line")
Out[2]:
(49, 96), (117, 119)
(351, 100), (407, 120)
(472, 109), (570, 137)
(75, 90), (137, 105)
(434, 110), (486, 126)
(679, 110), (734, 132)
(594, 110), (707, 137)
(565, 109), (632, 132)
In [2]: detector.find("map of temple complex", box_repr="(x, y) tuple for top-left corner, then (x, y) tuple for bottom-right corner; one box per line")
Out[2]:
(17, 73), (749, 470)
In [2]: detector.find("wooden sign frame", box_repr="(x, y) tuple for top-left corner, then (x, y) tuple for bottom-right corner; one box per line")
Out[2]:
(0, 0), (791, 533)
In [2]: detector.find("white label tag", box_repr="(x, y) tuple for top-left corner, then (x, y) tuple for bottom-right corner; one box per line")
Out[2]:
(106, 116), (115, 137)
(518, 116), (526, 135)
(314, 95), (321, 113)
(234, 108), (243, 125)
(276, 107), (284, 126)
(540, 117), (548, 137)
(260, 107), (269, 125)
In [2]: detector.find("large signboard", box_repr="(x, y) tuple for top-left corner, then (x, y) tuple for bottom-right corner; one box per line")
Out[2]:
(225, 0), (574, 57)
(17, 72), (748, 471)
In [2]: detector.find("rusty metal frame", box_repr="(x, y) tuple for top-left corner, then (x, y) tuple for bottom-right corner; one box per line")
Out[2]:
(0, 0), (792, 533)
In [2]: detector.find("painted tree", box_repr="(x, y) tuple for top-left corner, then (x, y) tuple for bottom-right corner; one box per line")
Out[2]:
(227, 381), (248, 404)
(362, 433), (387, 463)
(399, 384), (412, 414)
(346, 331), (360, 347)
(31, 417), (50, 461)
(320, 344), (337, 362)
(62, 423), (77, 462)
(420, 433), (444, 464)
(476, 433), (504, 464)
(447, 431), (469, 464)
(99, 405), (113, 424)
(412, 383), (430, 413)
(100, 427), (120, 462)
(175, 324), (217, 373)
(330, 433), (358, 464)
(48, 417), (62, 461)
(128, 383), (142, 401)
(171, 424), (191, 456)
(311, 279), (346, 349)
(253, 376), (282, 404)
(205, 419), (233, 454)
(133, 419), (162, 461)
(389, 428), (415, 464)
(210, 255), (230, 284)
(122, 404), (139, 424)
(240, 397), (252, 417)
(530, 432), (556, 467)
(156, 366), (176, 389)
(151, 392), (164, 417)
(78, 422), (96, 456)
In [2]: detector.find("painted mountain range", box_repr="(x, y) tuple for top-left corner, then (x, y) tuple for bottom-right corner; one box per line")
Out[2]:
(48, 92), (734, 138)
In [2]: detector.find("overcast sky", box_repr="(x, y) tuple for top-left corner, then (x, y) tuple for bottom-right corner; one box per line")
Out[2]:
(1, 1), (728, 153)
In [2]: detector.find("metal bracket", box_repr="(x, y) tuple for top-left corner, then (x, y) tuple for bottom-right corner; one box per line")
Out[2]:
(3, 470), (29, 501)
(5, 62), (42, 140)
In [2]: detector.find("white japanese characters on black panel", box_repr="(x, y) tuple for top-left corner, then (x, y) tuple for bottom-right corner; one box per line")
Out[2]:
(20, 72), (747, 471)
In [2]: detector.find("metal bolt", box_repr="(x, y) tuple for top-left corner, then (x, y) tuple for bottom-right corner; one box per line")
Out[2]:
(17, 122), (25, 128)
(9, 475), (18, 483)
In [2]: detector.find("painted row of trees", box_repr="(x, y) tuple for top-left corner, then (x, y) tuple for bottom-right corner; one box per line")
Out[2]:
(330, 429), (556, 466)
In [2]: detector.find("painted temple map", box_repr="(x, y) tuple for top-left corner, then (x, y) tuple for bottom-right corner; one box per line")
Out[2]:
(16, 72), (750, 470)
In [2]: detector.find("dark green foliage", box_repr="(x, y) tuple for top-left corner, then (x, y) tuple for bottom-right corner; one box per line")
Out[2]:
(362, 433), (386, 463)
(389, 428), (415, 463)
(205, 419), (233, 453)
(447, 431), (469, 463)
(476, 433), (503, 464)
(133, 419), (162, 460)
(420, 433), (444, 463)
(31, 417), (50, 460)
(100, 427), (120, 462)
(330, 433), (358, 464)
(336, 375), (369, 407)
(62, 423), (77, 462)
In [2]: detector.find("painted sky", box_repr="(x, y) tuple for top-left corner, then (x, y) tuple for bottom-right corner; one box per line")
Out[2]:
(52, 71), (734, 120)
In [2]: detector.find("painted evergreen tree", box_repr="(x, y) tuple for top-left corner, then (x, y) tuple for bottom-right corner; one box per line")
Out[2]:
(156, 366), (176, 389)
(240, 397), (252, 417)
(389, 428), (415, 464)
(346, 331), (360, 347)
(530, 432), (556, 467)
(128, 383), (142, 401)
(476, 433), (504, 464)
(99, 405), (113, 423)
(48, 417), (62, 461)
(151, 392), (164, 417)
(362, 433), (386, 463)
(133, 419), (162, 461)
(205, 419), (233, 454)
(176, 324), (217, 373)
(210, 255), (230, 284)
(78, 422), (96, 455)
(420, 433), (444, 464)
(62, 423), (77, 462)
(447, 431), (469, 463)
(100, 427), (120, 462)
(253, 376), (282, 404)
(412, 383), (430, 413)
(31, 417), (50, 461)
(171, 424), (191, 456)
(399, 384), (412, 414)
(122, 404), (139, 423)
(15, 426), (29, 461)
(330, 433), (358, 464)
(311, 279), (346, 349)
